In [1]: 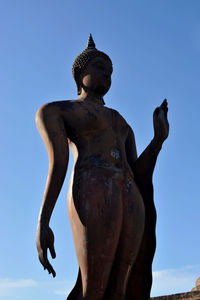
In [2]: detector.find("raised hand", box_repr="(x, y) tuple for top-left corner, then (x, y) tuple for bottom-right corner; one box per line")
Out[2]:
(36, 223), (56, 277)
(153, 99), (169, 145)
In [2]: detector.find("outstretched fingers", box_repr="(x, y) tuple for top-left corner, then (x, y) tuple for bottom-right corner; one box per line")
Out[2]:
(49, 242), (56, 259)
(153, 98), (169, 143)
(38, 247), (56, 277)
(36, 225), (57, 277)
(154, 99), (168, 119)
(161, 99), (168, 117)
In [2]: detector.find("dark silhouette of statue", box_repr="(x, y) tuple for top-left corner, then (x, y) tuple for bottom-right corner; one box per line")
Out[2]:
(36, 34), (169, 300)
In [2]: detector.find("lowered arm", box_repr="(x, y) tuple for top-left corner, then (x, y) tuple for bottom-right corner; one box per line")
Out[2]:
(35, 103), (69, 277)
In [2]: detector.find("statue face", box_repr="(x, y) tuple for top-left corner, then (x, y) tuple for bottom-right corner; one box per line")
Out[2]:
(80, 56), (113, 96)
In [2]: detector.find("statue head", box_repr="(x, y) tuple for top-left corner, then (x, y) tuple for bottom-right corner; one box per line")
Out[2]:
(72, 34), (113, 95)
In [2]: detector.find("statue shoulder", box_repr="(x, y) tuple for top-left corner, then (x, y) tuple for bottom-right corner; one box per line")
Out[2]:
(38, 99), (79, 111)
(108, 107), (130, 128)
(36, 100), (78, 120)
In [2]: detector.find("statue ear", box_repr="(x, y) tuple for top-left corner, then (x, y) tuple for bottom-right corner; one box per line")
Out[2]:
(77, 77), (83, 95)
(75, 73), (82, 95)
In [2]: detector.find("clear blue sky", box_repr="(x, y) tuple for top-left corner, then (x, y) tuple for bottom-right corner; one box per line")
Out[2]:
(0, 0), (200, 298)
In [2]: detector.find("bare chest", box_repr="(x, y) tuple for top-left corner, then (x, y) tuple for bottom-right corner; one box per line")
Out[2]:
(61, 102), (128, 140)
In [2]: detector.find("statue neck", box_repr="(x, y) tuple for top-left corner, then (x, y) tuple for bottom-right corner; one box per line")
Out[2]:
(78, 89), (105, 105)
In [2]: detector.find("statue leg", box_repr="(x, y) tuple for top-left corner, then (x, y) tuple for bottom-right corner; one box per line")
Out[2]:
(104, 176), (145, 300)
(125, 183), (156, 300)
(68, 169), (123, 300)
(67, 269), (82, 300)
(125, 227), (156, 300)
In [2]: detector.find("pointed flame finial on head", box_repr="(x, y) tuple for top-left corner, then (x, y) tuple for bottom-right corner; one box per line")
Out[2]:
(87, 34), (96, 49)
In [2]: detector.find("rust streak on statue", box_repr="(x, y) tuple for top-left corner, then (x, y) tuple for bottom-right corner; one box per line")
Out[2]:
(35, 34), (169, 300)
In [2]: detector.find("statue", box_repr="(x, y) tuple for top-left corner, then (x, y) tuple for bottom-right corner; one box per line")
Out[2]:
(36, 34), (169, 300)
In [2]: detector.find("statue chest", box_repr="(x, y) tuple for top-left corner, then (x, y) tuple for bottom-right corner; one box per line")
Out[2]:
(64, 105), (128, 141)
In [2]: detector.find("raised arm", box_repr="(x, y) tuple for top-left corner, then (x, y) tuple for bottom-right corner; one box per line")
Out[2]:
(126, 100), (169, 188)
(35, 103), (69, 277)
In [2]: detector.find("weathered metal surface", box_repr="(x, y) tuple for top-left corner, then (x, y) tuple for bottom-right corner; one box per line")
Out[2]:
(36, 35), (169, 300)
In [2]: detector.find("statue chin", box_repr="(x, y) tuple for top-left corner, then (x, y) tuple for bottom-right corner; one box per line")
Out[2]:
(83, 83), (110, 97)
(93, 81), (111, 96)
(94, 86), (109, 96)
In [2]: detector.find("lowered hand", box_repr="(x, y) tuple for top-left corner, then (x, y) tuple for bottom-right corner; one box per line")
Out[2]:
(36, 223), (56, 277)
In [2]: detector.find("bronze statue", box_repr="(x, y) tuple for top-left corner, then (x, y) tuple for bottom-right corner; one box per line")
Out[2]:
(36, 34), (169, 300)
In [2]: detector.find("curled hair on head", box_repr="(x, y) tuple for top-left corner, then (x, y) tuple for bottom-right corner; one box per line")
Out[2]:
(72, 34), (112, 95)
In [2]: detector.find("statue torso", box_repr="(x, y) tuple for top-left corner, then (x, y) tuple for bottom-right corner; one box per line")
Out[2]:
(51, 100), (132, 172)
